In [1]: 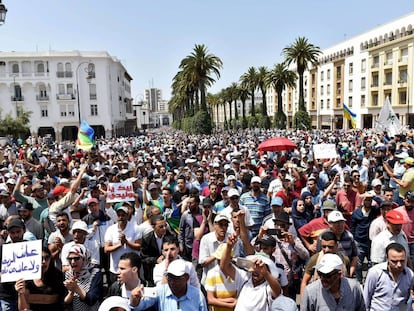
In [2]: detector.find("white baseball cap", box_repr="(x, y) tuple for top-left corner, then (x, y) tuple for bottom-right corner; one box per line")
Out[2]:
(327, 211), (346, 223)
(228, 188), (240, 198)
(315, 253), (343, 274)
(251, 176), (262, 184)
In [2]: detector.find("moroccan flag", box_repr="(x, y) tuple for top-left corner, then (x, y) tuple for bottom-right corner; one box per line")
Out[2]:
(343, 103), (357, 129)
(76, 120), (95, 151)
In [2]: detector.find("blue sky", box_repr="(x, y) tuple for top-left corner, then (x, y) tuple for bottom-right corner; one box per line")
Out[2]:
(2, 1), (414, 101)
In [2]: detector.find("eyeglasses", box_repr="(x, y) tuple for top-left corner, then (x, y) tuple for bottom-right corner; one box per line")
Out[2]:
(67, 256), (82, 262)
(353, 175), (360, 178)
(318, 271), (338, 279)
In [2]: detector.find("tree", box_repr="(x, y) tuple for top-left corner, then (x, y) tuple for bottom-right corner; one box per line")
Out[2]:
(179, 44), (223, 112)
(268, 63), (297, 129)
(240, 67), (258, 116)
(0, 106), (32, 138)
(207, 93), (220, 128)
(283, 36), (321, 112)
(229, 82), (239, 121)
(237, 84), (249, 129)
(257, 66), (269, 116)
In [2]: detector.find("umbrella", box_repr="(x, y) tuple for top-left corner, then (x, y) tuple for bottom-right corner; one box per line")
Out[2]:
(258, 137), (297, 152)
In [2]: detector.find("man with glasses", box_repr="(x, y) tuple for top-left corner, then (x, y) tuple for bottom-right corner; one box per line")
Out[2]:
(364, 243), (414, 311)
(301, 253), (365, 310)
(351, 169), (366, 194)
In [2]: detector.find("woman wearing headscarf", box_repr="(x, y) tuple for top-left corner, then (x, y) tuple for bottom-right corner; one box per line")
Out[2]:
(14, 247), (67, 311)
(291, 192), (315, 231)
(63, 244), (103, 311)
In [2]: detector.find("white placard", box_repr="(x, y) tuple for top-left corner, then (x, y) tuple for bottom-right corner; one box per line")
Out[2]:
(107, 181), (135, 203)
(1, 240), (42, 283)
(313, 144), (338, 159)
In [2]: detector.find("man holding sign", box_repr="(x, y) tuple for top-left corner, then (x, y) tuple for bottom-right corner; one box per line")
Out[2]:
(0, 219), (42, 311)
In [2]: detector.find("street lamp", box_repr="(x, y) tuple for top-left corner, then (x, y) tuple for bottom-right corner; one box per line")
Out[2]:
(0, 1), (7, 25)
(75, 61), (94, 124)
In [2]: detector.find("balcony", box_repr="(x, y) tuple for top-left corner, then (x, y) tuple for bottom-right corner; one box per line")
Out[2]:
(56, 94), (75, 100)
(11, 96), (24, 101)
(90, 94), (97, 100)
(56, 71), (73, 78)
(36, 95), (49, 101)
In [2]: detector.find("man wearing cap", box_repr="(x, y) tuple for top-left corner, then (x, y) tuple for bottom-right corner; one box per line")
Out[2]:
(301, 253), (365, 310)
(369, 200), (394, 240)
(61, 220), (100, 272)
(17, 202), (43, 240)
(105, 203), (142, 285)
(0, 190), (18, 219)
(213, 186), (230, 214)
(130, 259), (207, 311)
(393, 156), (414, 200)
(13, 177), (48, 221)
(239, 176), (270, 236)
(316, 211), (358, 277)
(393, 191), (414, 264)
(199, 214), (239, 285)
(371, 209), (410, 265)
(220, 233), (282, 311)
(219, 188), (254, 234)
(298, 200), (336, 254)
(364, 242), (414, 311)
(0, 218), (28, 310)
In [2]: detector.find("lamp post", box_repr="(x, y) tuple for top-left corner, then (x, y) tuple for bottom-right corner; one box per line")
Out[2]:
(75, 61), (94, 125)
(0, 1), (7, 25)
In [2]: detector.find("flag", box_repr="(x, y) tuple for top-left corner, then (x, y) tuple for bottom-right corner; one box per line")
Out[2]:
(343, 103), (357, 128)
(375, 96), (402, 137)
(76, 120), (95, 151)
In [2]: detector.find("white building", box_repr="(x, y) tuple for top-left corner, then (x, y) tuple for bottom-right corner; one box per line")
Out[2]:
(0, 50), (134, 141)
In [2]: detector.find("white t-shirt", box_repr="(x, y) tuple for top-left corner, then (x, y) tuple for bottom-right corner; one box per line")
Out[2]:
(104, 221), (142, 273)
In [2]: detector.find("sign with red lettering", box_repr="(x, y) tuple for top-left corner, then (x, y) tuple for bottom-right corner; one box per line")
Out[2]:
(107, 182), (135, 203)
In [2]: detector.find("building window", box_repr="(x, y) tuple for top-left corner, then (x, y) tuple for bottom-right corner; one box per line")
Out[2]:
(399, 91), (407, 105)
(89, 84), (97, 100)
(348, 96), (353, 107)
(399, 69), (407, 83)
(336, 66), (341, 79)
(320, 99), (324, 109)
(349, 80), (353, 92)
(320, 71), (324, 81)
(12, 63), (19, 74)
(349, 62), (353, 75)
(400, 47), (408, 61)
(57, 63), (64, 78)
(372, 74), (379, 87)
(320, 85), (324, 95)
(372, 93), (378, 106)
(65, 62), (72, 78)
(336, 98), (341, 107)
(385, 72), (392, 85)
(385, 52), (393, 65)
(60, 105), (66, 117)
(361, 95), (366, 107)
(361, 77), (366, 90)
(67, 84), (73, 95)
(327, 99), (330, 109)
(327, 84), (330, 95)
(68, 104), (75, 117)
(58, 84), (65, 94)
(40, 106), (48, 117)
(361, 59), (366, 73)
(327, 69), (330, 80)
(372, 55), (379, 68)
(91, 104), (98, 116)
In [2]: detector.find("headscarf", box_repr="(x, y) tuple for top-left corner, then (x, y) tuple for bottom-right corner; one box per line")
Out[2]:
(67, 244), (91, 280)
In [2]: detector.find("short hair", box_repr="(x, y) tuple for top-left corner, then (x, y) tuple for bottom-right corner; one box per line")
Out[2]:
(386, 242), (406, 256)
(189, 188), (199, 196)
(350, 170), (359, 176)
(343, 176), (353, 184)
(383, 187), (394, 193)
(176, 175), (186, 182)
(150, 214), (165, 226)
(162, 235), (179, 248)
(189, 194), (200, 204)
(119, 252), (141, 270)
(320, 231), (338, 243)
(145, 206), (159, 219)
(161, 187), (172, 194)
(56, 211), (70, 220)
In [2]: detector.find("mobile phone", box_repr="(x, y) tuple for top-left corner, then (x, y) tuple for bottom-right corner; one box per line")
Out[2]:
(236, 257), (254, 270)
(267, 228), (283, 239)
(143, 287), (157, 298)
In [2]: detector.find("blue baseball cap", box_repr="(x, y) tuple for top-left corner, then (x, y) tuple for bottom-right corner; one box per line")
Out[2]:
(271, 196), (283, 206)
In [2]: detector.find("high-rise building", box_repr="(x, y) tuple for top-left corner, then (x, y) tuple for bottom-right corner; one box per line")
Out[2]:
(145, 88), (162, 112)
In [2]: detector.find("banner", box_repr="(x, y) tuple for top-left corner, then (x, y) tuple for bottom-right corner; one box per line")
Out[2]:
(107, 181), (135, 203)
(1, 240), (42, 283)
(313, 144), (338, 159)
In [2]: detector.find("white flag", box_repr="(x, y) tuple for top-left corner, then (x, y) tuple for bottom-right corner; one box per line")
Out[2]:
(375, 96), (402, 137)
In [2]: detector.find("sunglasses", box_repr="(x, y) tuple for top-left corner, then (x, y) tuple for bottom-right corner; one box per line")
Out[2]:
(67, 256), (82, 262)
(318, 271), (338, 279)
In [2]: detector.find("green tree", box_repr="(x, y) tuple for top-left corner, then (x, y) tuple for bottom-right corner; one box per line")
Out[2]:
(283, 36), (321, 112)
(240, 67), (258, 116)
(0, 106), (32, 138)
(179, 44), (223, 112)
(237, 84), (249, 129)
(268, 63), (297, 129)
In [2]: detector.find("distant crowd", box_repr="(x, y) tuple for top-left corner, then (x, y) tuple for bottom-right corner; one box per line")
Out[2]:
(0, 127), (413, 311)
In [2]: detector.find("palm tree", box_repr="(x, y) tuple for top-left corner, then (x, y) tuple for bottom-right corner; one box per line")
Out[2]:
(268, 63), (297, 129)
(179, 44), (223, 112)
(283, 37), (321, 112)
(229, 82), (239, 121)
(207, 93), (220, 128)
(256, 66), (269, 117)
(240, 67), (258, 116)
(237, 84), (249, 128)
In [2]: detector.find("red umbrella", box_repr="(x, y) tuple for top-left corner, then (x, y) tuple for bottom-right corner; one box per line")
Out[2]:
(258, 137), (297, 152)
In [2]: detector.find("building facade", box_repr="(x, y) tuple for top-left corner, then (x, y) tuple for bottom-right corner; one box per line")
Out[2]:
(0, 50), (135, 141)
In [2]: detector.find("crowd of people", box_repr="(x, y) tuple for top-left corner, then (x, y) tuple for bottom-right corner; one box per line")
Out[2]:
(0, 127), (413, 311)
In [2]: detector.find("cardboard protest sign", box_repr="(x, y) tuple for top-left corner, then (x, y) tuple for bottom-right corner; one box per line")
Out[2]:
(107, 181), (135, 203)
(313, 144), (338, 160)
(1, 240), (42, 283)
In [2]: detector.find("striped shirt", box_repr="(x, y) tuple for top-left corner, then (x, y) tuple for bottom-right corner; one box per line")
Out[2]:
(239, 191), (270, 236)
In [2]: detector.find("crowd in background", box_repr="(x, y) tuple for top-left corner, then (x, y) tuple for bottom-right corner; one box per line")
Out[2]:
(0, 127), (413, 310)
